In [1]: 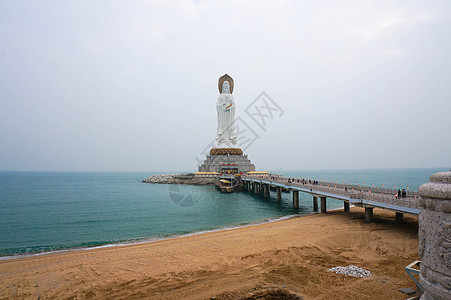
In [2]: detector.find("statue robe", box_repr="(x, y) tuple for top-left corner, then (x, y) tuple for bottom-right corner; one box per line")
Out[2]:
(216, 91), (237, 148)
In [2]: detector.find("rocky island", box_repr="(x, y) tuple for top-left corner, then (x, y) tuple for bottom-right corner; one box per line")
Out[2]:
(142, 173), (218, 185)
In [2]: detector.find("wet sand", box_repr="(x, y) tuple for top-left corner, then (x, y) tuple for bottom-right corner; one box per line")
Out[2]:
(0, 207), (419, 299)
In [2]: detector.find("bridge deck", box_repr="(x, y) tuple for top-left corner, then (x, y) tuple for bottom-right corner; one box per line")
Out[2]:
(242, 175), (420, 215)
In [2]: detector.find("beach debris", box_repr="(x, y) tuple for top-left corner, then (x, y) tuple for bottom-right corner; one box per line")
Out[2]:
(328, 265), (371, 278)
(399, 288), (416, 295)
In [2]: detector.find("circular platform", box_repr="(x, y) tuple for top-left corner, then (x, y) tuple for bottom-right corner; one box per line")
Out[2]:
(209, 148), (243, 156)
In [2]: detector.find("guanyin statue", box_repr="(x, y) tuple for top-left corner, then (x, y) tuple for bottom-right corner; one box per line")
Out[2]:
(197, 73), (255, 172)
(216, 74), (237, 148)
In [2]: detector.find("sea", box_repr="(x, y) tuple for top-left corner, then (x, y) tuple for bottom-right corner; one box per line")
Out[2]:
(0, 168), (447, 260)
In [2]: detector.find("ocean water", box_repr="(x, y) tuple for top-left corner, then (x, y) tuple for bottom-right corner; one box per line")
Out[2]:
(0, 168), (446, 259)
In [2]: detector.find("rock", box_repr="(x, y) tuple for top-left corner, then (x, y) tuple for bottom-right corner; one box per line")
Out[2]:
(328, 265), (371, 278)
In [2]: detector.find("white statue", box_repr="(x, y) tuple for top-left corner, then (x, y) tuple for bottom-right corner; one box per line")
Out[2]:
(216, 80), (237, 147)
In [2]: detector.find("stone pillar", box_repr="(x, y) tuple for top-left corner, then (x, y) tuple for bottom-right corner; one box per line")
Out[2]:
(254, 182), (259, 194)
(418, 170), (451, 300)
(320, 197), (327, 213)
(293, 191), (299, 209)
(395, 212), (404, 222)
(276, 187), (282, 203)
(263, 184), (270, 198)
(364, 207), (373, 223)
(344, 201), (350, 212)
(313, 196), (318, 211)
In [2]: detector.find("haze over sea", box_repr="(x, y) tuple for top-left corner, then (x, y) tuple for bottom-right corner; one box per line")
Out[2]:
(0, 168), (446, 259)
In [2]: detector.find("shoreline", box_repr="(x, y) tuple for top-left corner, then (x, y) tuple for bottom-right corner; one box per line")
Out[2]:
(0, 207), (419, 299)
(0, 212), (307, 262)
(0, 207), (349, 262)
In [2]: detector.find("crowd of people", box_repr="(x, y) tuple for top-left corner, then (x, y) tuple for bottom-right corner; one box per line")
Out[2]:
(285, 178), (319, 185)
(395, 188), (407, 199)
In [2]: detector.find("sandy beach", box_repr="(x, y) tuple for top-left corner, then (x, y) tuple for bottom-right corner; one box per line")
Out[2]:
(0, 207), (419, 299)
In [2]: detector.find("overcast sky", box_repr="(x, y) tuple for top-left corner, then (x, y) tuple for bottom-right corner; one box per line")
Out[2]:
(1, 0), (450, 172)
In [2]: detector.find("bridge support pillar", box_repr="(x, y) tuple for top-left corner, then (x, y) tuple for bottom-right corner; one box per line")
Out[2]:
(320, 197), (327, 213)
(254, 183), (259, 194)
(344, 201), (350, 212)
(313, 196), (318, 211)
(276, 187), (282, 203)
(395, 212), (404, 222)
(263, 184), (270, 198)
(364, 207), (373, 223)
(293, 191), (299, 209)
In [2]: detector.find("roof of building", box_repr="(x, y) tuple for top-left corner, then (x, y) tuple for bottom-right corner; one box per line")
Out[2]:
(248, 171), (270, 174)
(193, 172), (219, 175)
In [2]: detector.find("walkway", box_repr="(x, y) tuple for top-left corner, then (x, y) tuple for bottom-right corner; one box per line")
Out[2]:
(241, 175), (420, 222)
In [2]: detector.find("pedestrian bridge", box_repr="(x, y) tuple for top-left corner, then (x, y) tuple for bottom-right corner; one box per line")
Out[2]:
(241, 175), (420, 222)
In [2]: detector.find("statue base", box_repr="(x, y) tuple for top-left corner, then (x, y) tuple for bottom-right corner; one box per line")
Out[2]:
(198, 148), (255, 174)
(209, 148), (243, 156)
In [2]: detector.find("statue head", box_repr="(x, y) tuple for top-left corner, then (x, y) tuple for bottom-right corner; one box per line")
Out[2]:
(218, 74), (234, 94)
(222, 81), (230, 94)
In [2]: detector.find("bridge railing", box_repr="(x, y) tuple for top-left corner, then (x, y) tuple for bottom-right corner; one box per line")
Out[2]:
(243, 175), (420, 209)
(290, 178), (416, 198)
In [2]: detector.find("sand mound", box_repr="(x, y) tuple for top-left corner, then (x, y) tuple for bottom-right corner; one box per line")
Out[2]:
(214, 285), (303, 299)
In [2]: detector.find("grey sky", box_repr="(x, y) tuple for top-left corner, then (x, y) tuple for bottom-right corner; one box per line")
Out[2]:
(0, 0), (450, 172)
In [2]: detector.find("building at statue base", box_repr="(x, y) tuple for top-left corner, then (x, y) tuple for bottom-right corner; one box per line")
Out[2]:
(198, 148), (255, 174)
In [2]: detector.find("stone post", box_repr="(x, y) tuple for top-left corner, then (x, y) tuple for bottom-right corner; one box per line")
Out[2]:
(276, 187), (282, 203)
(364, 207), (373, 223)
(320, 197), (327, 213)
(293, 191), (299, 209)
(263, 184), (270, 198)
(395, 212), (404, 222)
(313, 196), (318, 211)
(344, 201), (350, 212)
(418, 169), (451, 300)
